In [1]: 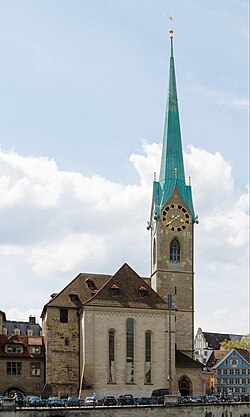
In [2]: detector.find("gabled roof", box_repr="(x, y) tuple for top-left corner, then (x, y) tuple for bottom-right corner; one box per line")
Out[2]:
(203, 332), (242, 350)
(83, 263), (167, 310)
(176, 350), (203, 369)
(41, 271), (112, 316)
(206, 349), (228, 367)
(41, 264), (167, 314)
(212, 348), (250, 369)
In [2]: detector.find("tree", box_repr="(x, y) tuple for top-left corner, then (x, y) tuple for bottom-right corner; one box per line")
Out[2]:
(220, 334), (250, 350)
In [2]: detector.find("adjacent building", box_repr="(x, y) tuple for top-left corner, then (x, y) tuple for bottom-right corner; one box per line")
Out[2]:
(212, 348), (250, 398)
(0, 310), (45, 396)
(194, 328), (243, 365)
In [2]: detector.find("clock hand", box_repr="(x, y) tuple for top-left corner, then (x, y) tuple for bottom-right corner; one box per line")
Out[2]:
(166, 214), (180, 225)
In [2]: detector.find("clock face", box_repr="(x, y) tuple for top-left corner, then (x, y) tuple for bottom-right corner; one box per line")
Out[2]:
(162, 204), (190, 232)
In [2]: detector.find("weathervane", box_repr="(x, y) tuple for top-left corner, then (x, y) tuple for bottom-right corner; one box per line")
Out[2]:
(167, 15), (174, 38)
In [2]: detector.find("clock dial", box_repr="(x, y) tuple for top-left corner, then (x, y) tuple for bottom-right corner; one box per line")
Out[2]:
(162, 204), (190, 232)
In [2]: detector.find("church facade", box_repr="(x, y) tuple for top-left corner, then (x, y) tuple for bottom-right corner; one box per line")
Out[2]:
(41, 29), (205, 399)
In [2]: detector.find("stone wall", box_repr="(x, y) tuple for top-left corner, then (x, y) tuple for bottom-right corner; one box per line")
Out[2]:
(0, 404), (249, 417)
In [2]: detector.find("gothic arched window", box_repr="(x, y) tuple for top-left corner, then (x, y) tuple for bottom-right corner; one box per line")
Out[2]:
(145, 331), (152, 383)
(170, 238), (180, 262)
(126, 319), (134, 383)
(153, 238), (156, 265)
(108, 330), (115, 383)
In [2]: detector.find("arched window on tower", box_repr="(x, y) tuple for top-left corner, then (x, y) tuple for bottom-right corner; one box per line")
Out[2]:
(145, 331), (152, 384)
(108, 329), (115, 383)
(170, 238), (180, 262)
(126, 319), (134, 383)
(153, 238), (156, 265)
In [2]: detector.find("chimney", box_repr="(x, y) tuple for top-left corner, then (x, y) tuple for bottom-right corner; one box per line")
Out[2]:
(29, 315), (36, 324)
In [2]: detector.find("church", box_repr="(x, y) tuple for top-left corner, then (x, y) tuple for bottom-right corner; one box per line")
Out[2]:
(41, 28), (205, 399)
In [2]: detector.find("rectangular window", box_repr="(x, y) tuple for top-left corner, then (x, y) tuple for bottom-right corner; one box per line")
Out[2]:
(6, 345), (23, 354)
(30, 362), (41, 376)
(235, 369), (240, 375)
(7, 362), (22, 375)
(229, 369), (234, 375)
(242, 369), (246, 375)
(222, 369), (227, 375)
(30, 346), (41, 354)
(217, 369), (222, 375)
(60, 309), (68, 323)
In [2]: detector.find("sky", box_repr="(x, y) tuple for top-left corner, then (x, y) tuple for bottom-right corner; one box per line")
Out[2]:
(0, 0), (249, 335)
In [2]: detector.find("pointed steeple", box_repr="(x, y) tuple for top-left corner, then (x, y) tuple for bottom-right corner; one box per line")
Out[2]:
(153, 29), (195, 220)
(159, 29), (185, 187)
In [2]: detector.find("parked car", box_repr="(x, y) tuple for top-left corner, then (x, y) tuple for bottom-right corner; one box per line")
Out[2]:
(118, 394), (134, 405)
(135, 396), (151, 405)
(150, 388), (169, 405)
(177, 395), (190, 404)
(67, 396), (81, 406)
(205, 395), (218, 403)
(27, 396), (45, 407)
(102, 395), (117, 406)
(189, 395), (202, 403)
(84, 397), (96, 406)
(47, 397), (65, 407)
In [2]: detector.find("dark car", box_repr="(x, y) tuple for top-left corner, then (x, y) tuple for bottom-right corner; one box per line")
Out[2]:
(135, 396), (151, 405)
(67, 396), (81, 406)
(150, 388), (169, 405)
(47, 397), (65, 407)
(102, 395), (117, 406)
(118, 394), (134, 405)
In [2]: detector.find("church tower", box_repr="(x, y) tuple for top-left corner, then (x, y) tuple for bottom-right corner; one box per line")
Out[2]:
(150, 29), (198, 357)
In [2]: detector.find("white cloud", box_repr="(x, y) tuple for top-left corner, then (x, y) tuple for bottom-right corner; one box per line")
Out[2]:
(0, 145), (249, 334)
(192, 84), (249, 110)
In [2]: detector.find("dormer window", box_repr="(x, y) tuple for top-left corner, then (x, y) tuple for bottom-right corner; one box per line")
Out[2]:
(139, 286), (148, 297)
(110, 284), (120, 296)
(27, 329), (33, 336)
(6, 344), (23, 354)
(69, 292), (80, 303)
(85, 278), (97, 291)
(13, 328), (21, 336)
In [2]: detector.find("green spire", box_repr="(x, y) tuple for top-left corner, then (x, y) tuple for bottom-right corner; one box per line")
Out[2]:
(159, 33), (185, 187)
(153, 30), (195, 221)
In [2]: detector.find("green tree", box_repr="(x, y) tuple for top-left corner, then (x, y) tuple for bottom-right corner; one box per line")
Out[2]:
(220, 334), (250, 350)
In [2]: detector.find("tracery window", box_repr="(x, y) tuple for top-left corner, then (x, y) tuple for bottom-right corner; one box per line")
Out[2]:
(108, 330), (115, 383)
(145, 331), (151, 384)
(126, 319), (134, 383)
(170, 238), (180, 262)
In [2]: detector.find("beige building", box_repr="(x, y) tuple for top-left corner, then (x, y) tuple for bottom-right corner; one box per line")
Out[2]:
(41, 30), (205, 399)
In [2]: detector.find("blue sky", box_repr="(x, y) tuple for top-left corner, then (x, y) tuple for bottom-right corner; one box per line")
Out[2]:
(0, 0), (249, 334)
